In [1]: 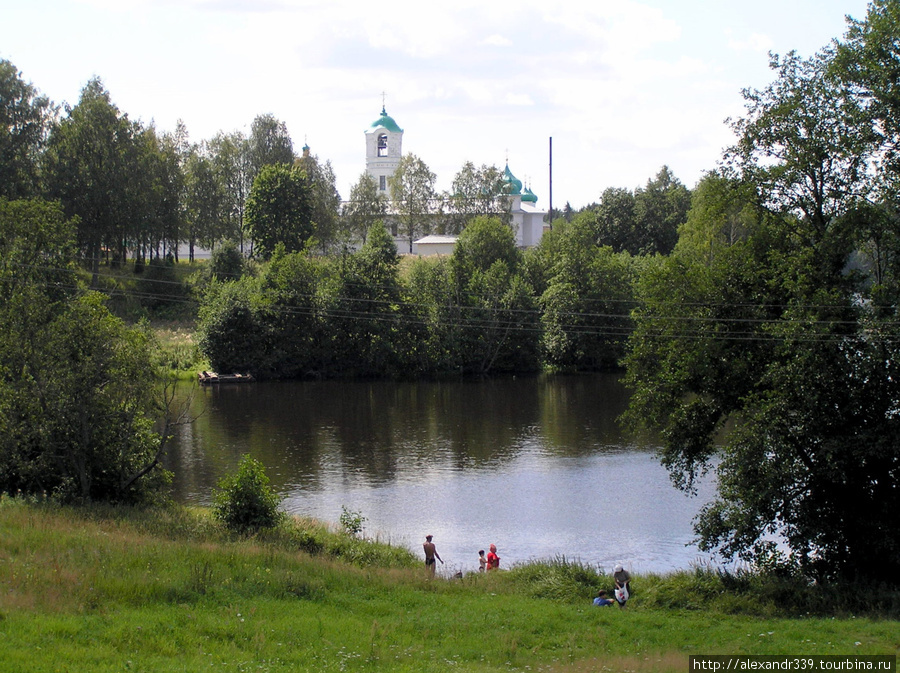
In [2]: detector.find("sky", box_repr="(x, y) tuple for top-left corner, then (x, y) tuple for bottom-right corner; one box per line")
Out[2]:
(1, 0), (874, 210)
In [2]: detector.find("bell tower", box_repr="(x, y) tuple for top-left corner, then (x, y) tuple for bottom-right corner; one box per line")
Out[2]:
(365, 103), (403, 195)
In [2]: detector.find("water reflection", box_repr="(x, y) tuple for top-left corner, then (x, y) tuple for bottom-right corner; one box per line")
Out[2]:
(165, 373), (717, 574)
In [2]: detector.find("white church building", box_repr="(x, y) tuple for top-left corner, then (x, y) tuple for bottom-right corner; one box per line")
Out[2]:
(364, 106), (548, 254)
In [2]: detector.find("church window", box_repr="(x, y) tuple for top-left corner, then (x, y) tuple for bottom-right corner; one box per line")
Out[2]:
(377, 134), (388, 157)
(379, 175), (386, 191)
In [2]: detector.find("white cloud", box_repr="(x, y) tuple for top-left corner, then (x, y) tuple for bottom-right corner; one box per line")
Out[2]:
(0, 0), (873, 206)
(727, 31), (775, 53)
(482, 34), (513, 47)
(505, 93), (534, 107)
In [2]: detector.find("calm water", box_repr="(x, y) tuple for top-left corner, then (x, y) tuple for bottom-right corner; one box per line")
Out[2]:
(165, 373), (718, 575)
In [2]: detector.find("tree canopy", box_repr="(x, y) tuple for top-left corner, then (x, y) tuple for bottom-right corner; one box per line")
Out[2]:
(0, 198), (174, 503)
(245, 163), (314, 258)
(0, 59), (53, 199)
(623, 13), (900, 581)
(389, 153), (436, 253)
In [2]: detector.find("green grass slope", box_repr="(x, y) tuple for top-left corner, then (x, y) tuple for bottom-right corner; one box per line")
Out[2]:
(0, 498), (897, 673)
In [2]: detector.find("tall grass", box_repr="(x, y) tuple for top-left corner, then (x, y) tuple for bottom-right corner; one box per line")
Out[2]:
(1, 497), (897, 673)
(152, 324), (206, 374)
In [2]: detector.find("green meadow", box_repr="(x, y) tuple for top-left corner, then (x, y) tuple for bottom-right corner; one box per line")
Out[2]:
(0, 498), (897, 673)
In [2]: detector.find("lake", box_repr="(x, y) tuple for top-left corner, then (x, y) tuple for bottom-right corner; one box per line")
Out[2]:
(165, 373), (719, 575)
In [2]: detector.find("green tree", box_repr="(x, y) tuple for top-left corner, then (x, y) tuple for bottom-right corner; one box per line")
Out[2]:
(245, 164), (314, 258)
(185, 147), (227, 257)
(322, 221), (405, 377)
(623, 46), (900, 582)
(833, 1), (900, 302)
(448, 216), (540, 375)
(389, 152), (436, 253)
(403, 255), (457, 374)
(247, 113), (293, 185)
(450, 215), (520, 287)
(137, 124), (185, 263)
(728, 49), (874, 279)
(197, 276), (269, 375)
(446, 162), (511, 234)
(44, 78), (141, 281)
(342, 172), (387, 245)
(295, 151), (341, 251)
(834, 0), (900, 177)
(209, 130), (251, 251)
(673, 171), (759, 263)
(0, 198), (174, 502)
(0, 60), (54, 199)
(632, 166), (692, 255)
(208, 240), (245, 281)
(256, 246), (326, 378)
(539, 214), (636, 371)
(594, 187), (636, 253)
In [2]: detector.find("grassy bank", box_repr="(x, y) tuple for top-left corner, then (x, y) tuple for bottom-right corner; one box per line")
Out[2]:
(0, 499), (897, 673)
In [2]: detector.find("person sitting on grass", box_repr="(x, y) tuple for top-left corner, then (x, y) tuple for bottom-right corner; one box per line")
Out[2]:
(593, 590), (615, 607)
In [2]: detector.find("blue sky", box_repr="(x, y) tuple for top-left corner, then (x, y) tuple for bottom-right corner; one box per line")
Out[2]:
(1, 0), (873, 208)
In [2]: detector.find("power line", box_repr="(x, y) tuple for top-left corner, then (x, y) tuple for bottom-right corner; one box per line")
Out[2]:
(7, 258), (900, 346)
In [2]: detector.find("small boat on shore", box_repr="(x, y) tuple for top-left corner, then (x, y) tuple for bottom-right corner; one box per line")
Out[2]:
(198, 371), (255, 385)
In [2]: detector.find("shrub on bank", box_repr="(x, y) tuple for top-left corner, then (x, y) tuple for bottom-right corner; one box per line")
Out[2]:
(212, 455), (284, 532)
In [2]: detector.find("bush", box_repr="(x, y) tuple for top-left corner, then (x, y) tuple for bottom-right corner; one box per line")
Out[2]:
(136, 257), (186, 313)
(212, 455), (283, 532)
(208, 240), (245, 281)
(339, 506), (366, 537)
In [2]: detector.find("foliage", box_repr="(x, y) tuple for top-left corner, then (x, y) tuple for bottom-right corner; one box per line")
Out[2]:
(673, 171), (760, 262)
(135, 255), (187, 315)
(246, 112), (293, 186)
(43, 78), (188, 276)
(321, 221), (407, 377)
(450, 214), (521, 286)
(44, 78), (139, 274)
(0, 59), (54, 199)
(208, 130), (252, 248)
(183, 148), (227, 256)
(0, 198), (173, 503)
(727, 50), (873, 271)
(212, 455), (284, 532)
(339, 505), (367, 537)
(446, 217), (541, 375)
(295, 151), (342, 250)
(403, 255), (459, 374)
(342, 171), (387, 245)
(539, 214), (636, 370)
(585, 167), (691, 255)
(389, 152), (436, 253)
(445, 161), (511, 233)
(207, 239), (245, 281)
(632, 165), (692, 255)
(594, 186), (636, 252)
(833, 0), (900, 179)
(623, 38), (900, 582)
(196, 275), (269, 374)
(245, 163), (314, 258)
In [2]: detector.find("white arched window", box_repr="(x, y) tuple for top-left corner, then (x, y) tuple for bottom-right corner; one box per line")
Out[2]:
(377, 134), (388, 157)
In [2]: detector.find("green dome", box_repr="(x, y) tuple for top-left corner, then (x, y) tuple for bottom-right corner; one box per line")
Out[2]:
(369, 106), (403, 133)
(503, 164), (522, 196)
(522, 186), (538, 203)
